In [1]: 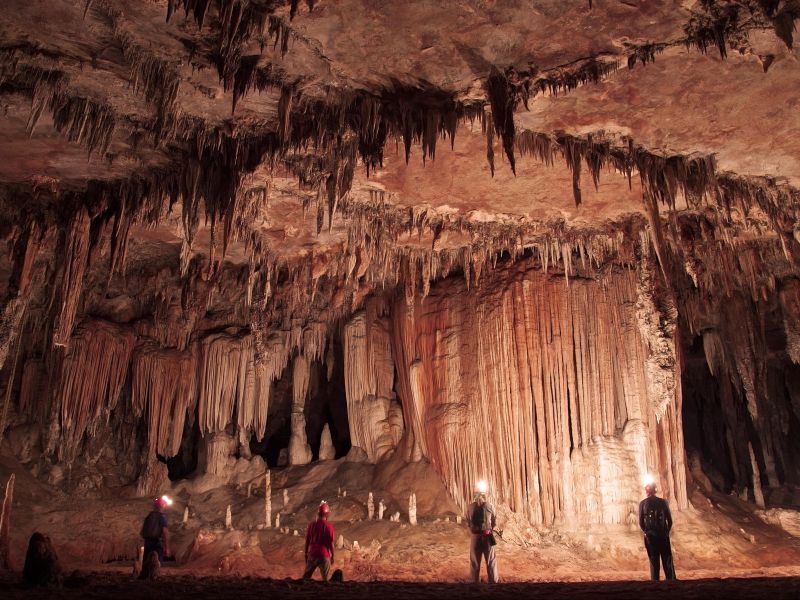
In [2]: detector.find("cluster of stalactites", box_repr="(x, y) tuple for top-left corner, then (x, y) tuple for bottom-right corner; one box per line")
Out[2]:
(389, 262), (687, 525)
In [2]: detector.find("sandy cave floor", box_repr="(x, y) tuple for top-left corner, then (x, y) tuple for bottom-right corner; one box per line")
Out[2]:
(3, 453), (800, 597)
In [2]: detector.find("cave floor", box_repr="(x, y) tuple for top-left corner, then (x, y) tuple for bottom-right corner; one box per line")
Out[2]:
(2, 572), (800, 600)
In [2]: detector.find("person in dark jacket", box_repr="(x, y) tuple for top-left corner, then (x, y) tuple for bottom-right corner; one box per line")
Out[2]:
(638, 480), (675, 580)
(466, 482), (499, 583)
(140, 496), (171, 563)
(303, 501), (335, 581)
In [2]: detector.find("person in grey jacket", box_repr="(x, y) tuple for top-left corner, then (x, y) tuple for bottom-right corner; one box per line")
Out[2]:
(466, 483), (499, 583)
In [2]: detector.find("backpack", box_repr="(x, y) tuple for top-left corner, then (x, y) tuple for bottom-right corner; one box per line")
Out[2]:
(642, 501), (668, 533)
(470, 503), (490, 531)
(141, 511), (164, 539)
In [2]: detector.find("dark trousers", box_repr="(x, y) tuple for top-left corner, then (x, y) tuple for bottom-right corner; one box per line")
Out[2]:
(469, 534), (499, 583)
(644, 533), (675, 580)
(143, 537), (164, 562)
(302, 557), (331, 581)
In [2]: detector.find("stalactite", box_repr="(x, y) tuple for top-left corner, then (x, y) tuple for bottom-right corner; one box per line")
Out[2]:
(486, 68), (517, 175)
(94, 0), (180, 135)
(57, 320), (136, 463)
(390, 259), (686, 526)
(197, 333), (255, 434)
(52, 208), (92, 348)
(131, 343), (197, 458)
(0, 222), (44, 370)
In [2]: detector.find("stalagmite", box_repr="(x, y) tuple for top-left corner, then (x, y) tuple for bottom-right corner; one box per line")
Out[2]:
(378, 500), (386, 520)
(408, 493), (417, 525)
(0, 474), (14, 570)
(289, 354), (312, 465)
(390, 512), (400, 522)
(336, 534), (344, 549)
(132, 545), (144, 578)
(283, 489), (289, 508)
(225, 505), (233, 530)
(265, 471), (272, 528)
(183, 507), (189, 524)
(367, 492), (375, 520)
(319, 424), (335, 460)
(275, 513), (281, 529)
(749, 444), (766, 509)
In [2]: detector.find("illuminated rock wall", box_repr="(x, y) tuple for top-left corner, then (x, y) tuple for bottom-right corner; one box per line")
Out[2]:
(390, 262), (687, 526)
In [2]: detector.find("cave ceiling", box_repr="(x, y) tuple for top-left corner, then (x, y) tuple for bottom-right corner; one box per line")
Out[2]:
(1, 0), (799, 321)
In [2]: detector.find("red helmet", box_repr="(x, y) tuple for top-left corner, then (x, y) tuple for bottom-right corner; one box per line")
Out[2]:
(153, 496), (167, 509)
(318, 501), (330, 516)
(645, 483), (657, 497)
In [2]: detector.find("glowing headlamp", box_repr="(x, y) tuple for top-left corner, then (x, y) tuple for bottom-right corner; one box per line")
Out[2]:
(642, 474), (656, 487)
(476, 480), (488, 494)
(161, 495), (174, 507)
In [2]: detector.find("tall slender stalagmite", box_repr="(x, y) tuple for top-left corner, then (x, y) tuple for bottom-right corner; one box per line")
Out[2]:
(0, 474), (14, 570)
(265, 471), (272, 527)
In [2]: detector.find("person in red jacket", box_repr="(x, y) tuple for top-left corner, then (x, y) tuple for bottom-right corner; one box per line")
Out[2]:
(302, 501), (335, 581)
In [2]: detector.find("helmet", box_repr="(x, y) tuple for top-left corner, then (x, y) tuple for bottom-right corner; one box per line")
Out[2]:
(318, 501), (330, 516)
(153, 497), (167, 509)
(645, 482), (657, 497)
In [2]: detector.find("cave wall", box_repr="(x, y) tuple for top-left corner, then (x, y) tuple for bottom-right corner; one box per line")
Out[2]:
(681, 278), (800, 506)
(6, 240), (800, 524)
(388, 260), (687, 526)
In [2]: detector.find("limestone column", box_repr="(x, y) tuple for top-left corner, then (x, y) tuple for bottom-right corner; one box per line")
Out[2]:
(289, 355), (312, 465)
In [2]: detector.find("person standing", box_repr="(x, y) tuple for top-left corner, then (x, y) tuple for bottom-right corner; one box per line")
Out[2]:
(639, 480), (676, 580)
(140, 496), (171, 563)
(466, 483), (499, 583)
(303, 501), (335, 581)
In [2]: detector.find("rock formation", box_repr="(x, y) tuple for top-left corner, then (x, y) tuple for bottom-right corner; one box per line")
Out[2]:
(22, 533), (61, 587)
(0, 475), (13, 570)
(289, 355), (313, 465)
(319, 424), (336, 460)
(265, 471), (272, 528)
(0, 0), (797, 552)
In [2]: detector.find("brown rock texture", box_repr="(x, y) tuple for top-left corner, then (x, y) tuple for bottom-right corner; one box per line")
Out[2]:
(0, 0), (799, 578)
